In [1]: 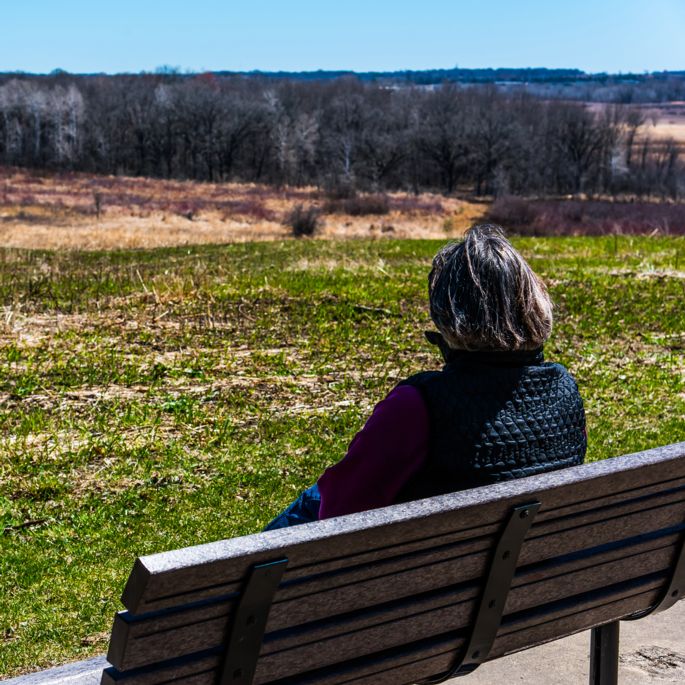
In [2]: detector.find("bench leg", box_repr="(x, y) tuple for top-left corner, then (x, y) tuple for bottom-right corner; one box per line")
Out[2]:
(589, 621), (620, 685)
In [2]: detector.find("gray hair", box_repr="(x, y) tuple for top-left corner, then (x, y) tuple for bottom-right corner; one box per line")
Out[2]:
(429, 224), (553, 351)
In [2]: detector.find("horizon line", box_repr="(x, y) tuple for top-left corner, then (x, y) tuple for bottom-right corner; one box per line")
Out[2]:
(2, 65), (684, 78)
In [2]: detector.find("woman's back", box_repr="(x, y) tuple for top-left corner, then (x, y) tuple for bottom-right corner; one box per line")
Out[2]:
(396, 347), (586, 502)
(266, 224), (587, 528)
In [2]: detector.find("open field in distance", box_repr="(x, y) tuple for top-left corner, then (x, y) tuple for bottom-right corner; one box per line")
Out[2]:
(589, 101), (685, 155)
(0, 236), (683, 675)
(0, 167), (483, 250)
(3, 167), (685, 251)
(637, 101), (685, 147)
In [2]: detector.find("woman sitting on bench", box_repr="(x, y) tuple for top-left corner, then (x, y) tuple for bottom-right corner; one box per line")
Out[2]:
(266, 223), (587, 529)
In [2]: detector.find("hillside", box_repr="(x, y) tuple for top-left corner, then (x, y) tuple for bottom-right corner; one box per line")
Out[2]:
(0, 168), (483, 250)
(1, 236), (683, 675)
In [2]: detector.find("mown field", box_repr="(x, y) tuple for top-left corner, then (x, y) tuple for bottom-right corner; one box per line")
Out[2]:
(1, 236), (684, 676)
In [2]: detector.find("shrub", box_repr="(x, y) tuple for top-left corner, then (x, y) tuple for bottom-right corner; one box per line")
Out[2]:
(486, 196), (538, 228)
(93, 192), (103, 219)
(176, 202), (199, 221)
(322, 178), (357, 200)
(485, 197), (685, 236)
(285, 204), (322, 237)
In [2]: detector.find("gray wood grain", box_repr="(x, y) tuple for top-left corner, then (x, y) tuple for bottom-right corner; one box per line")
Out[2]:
(122, 443), (685, 614)
(108, 494), (685, 671)
(102, 591), (676, 685)
(103, 556), (675, 681)
(114, 493), (685, 628)
(101, 442), (685, 684)
(108, 522), (682, 672)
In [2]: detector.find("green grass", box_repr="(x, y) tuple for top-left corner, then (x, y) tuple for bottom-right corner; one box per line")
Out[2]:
(1, 236), (684, 675)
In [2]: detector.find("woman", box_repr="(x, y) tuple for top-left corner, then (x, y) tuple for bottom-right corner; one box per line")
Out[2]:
(266, 224), (586, 529)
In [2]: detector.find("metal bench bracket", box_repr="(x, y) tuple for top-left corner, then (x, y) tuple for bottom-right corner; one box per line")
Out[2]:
(423, 501), (540, 683)
(626, 525), (685, 621)
(654, 529), (685, 614)
(219, 558), (288, 685)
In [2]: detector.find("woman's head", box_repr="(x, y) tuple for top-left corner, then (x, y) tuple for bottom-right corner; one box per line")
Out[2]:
(429, 224), (553, 352)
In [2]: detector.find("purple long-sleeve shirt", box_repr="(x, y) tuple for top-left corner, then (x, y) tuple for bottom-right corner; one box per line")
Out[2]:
(317, 385), (430, 519)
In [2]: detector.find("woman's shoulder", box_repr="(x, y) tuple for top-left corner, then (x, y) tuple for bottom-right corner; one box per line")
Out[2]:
(537, 360), (584, 400)
(539, 359), (570, 371)
(397, 370), (441, 389)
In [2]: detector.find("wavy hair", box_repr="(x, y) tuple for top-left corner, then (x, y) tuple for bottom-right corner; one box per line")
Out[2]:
(429, 224), (553, 351)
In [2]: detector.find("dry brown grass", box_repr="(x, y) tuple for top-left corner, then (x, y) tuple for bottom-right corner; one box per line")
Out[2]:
(635, 102), (685, 143)
(0, 168), (485, 250)
(588, 102), (685, 155)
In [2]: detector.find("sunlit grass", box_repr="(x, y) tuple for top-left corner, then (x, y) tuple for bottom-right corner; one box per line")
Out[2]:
(1, 235), (684, 675)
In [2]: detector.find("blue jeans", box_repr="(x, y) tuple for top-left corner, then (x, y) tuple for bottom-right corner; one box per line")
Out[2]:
(263, 484), (321, 530)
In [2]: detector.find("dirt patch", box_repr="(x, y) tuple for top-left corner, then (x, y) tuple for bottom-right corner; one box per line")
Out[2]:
(0, 310), (97, 345)
(604, 268), (685, 280)
(620, 646), (685, 679)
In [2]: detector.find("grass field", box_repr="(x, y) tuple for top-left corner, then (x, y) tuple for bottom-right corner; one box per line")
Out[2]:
(589, 101), (685, 157)
(0, 167), (483, 249)
(1, 236), (684, 676)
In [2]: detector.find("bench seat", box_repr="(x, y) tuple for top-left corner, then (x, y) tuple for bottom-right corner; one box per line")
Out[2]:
(4, 441), (685, 685)
(103, 442), (685, 685)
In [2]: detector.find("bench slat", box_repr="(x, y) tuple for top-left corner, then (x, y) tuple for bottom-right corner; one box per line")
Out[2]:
(300, 587), (666, 685)
(266, 535), (679, 655)
(254, 578), (665, 684)
(108, 493), (685, 671)
(102, 583), (670, 685)
(122, 444), (685, 615)
(281, 471), (685, 599)
(103, 443), (685, 684)
(275, 475), (685, 606)
(122, 443), (685, 614)
(106, 529), (681, 676)
(251, 575), (669, 682)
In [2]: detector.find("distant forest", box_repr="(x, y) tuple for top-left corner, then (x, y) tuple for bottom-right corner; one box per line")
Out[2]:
(0, 71), (683, 199)
(212, 68), (685, 104)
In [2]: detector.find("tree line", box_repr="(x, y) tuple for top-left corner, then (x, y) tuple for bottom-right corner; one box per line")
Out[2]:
(0, 73), (682, 199)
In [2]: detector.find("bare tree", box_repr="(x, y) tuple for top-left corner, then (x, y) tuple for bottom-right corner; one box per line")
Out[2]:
(0, 72), (680, 200)
(417, 85), (470, 193)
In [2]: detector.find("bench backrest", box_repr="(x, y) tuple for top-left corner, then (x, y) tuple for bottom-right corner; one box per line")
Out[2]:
(102, 442), (685, 685)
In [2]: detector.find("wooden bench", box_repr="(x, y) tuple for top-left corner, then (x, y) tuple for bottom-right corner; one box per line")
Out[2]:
(6, 441), (685, 685)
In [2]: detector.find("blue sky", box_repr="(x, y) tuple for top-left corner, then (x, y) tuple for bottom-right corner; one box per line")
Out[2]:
(1, 0), (684, 74)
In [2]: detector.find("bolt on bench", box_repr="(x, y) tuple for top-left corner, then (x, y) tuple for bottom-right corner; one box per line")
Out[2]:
(6, 442), (685, 685)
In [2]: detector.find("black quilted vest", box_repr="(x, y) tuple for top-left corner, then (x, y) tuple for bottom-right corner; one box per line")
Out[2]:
(396, 347), (586, 502)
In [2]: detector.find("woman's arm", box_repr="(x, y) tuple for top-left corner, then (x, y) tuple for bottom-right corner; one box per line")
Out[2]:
(317, 384), (429, 519)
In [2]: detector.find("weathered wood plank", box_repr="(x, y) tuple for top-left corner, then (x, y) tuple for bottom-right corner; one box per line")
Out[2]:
(278, 479), (685, 605)
(261, 540), (677, 659)
(102, 443), (685, 684)
(102, 583), (670, 685)
(260, 581), (666, 685)
(288, 589), (668, 685)
(108, 502), (685, 671)
(107, 543), (675, 678)
(119, 478), (685, 628)
(492, 586), (664, 657)
(109, 525), (681, 672)
(519, 497), (685, 564)
(102, 660), (218, 685)
(122, 443), (685, 614)
(250, 577), (668, 682)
